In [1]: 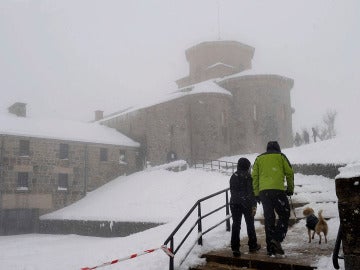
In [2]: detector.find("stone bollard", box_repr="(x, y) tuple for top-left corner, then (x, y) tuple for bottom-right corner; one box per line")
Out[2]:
(335, 164), (360, 270)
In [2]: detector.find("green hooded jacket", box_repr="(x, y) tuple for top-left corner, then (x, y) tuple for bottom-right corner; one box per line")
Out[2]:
(252, 143), (294, 196)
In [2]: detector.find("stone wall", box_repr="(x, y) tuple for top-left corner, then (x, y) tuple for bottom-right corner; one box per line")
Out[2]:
(0, 134), (138, 234)
(189, 93), (232, 160)
(292, 163), (345, 179)
(103, 93), (233, 166)
(103, 97), (192, 166)
(0, 208), (39, 235)
(218, 74), (294, 154)
(39, 219), (161, 237)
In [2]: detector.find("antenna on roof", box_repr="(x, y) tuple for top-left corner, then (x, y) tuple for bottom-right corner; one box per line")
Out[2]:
(217, 1), (221, 40)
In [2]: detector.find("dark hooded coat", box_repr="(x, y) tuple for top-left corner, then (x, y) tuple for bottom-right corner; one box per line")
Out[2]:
(229, 158), (256, 209)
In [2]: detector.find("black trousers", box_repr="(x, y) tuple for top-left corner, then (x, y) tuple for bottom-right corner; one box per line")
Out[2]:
(259, 190), (290, 251)
(230, 203), (257, 251)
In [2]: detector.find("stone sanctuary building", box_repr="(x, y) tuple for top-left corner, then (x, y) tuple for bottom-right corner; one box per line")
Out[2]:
(0, 102), (139, 234)
(98, 40), (294, 166)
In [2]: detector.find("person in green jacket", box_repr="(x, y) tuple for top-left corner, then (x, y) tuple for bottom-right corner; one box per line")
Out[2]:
(252, 141), (294, 256)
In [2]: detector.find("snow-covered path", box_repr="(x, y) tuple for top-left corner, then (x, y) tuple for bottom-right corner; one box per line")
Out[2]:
(0, 169), (345, 270)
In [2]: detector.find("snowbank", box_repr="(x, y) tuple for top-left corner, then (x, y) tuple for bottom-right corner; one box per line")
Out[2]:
(335, 162), (360, 179)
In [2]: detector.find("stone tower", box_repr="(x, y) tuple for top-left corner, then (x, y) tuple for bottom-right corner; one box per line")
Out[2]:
(176, 41), (255, 88)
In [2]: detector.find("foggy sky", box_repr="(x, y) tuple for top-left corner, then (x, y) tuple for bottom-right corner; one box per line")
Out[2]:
(1, 0), (359, 136)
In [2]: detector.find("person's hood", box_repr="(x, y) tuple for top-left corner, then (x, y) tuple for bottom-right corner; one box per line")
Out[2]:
(266, 141), (281, 153)
(237, 157), (251, 171)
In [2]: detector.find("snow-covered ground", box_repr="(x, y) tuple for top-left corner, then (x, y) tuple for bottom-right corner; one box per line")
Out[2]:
(1, 136), (358, 270)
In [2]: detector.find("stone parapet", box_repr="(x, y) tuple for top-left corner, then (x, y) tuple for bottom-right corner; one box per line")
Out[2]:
(39, 219), (162, 237)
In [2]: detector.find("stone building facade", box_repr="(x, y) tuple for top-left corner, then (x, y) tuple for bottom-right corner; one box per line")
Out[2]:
(0, 103), (139, 234)
(99, 40), (294, 166)
(101, 85), (232, 164)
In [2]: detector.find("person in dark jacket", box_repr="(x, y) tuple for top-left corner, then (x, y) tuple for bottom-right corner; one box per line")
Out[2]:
(229, 157), (261, 257)
(252, 141), (294, 256)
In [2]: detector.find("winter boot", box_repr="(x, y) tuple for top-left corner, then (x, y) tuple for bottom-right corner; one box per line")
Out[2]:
(270, 239), (284, 255)
(249, 243), (261, 253)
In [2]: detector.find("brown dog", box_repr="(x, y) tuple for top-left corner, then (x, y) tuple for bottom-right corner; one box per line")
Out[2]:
(303, 207), (328, 244)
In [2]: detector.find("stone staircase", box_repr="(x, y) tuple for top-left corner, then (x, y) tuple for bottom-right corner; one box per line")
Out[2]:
(189, 165), (338, 270)
(189, 224), (332, 270)
(191, 250), (317, 270)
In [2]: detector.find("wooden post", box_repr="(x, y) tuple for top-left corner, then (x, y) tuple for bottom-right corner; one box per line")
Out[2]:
(336, 176), (360, 270)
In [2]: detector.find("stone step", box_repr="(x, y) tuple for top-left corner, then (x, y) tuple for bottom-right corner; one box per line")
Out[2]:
(291, 202), (308, 208)
(198, 250), (316, 270)
(255, 218), (301, 227)
(190, 261), (257, 270)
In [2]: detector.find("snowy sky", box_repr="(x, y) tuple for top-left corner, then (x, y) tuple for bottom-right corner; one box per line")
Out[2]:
(1, 0), (359, 135)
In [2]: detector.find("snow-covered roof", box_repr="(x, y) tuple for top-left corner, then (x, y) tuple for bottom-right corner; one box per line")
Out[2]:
(100, 80), (232, 122)
(206, 62), (235, 70)
(215, 64), (294, 84)
(0, 113), (140, 147)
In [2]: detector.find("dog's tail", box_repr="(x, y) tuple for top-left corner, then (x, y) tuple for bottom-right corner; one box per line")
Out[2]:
(317, 209), (328, 236)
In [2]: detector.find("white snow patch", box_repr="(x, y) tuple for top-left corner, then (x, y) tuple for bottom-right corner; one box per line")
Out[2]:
(336, 162), (360, 179)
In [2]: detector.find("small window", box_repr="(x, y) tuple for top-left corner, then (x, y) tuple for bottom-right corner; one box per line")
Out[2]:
(17, 172), (29, 189)
(58, 173), (68, 190)
(119, 149), (126, 163)
(19, 140), (30, 156)
(59, 143), (69, 159)
(100, 148), (108, 161)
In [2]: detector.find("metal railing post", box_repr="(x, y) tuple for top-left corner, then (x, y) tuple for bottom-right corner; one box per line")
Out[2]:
(197, 203), (203, 245)
(169, 238), (174, 270)
(164, 188), (231, 270)
(226, 190), (230, 231)
(332, 225), (343, 269)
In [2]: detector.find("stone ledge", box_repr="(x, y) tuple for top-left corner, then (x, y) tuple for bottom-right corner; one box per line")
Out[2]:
(292, 163), (345, 179)
(39, 219), (162, 237)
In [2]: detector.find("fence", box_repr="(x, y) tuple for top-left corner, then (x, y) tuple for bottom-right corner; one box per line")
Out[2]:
(192, 159), (237, 175)
(163, 188), (231, 270)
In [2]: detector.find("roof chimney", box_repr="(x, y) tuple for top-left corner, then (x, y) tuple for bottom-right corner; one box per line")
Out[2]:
(95, 110), (104, 121)
(8, 102), (27, 117)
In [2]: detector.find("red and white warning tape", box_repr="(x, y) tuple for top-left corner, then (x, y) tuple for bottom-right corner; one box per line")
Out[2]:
(81, 245), (174, 270)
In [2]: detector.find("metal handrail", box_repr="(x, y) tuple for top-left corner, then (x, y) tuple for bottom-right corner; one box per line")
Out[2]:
(163, 188), (231, 270)
(332, 225), (344, 269)
(192, 159), (237, 174)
